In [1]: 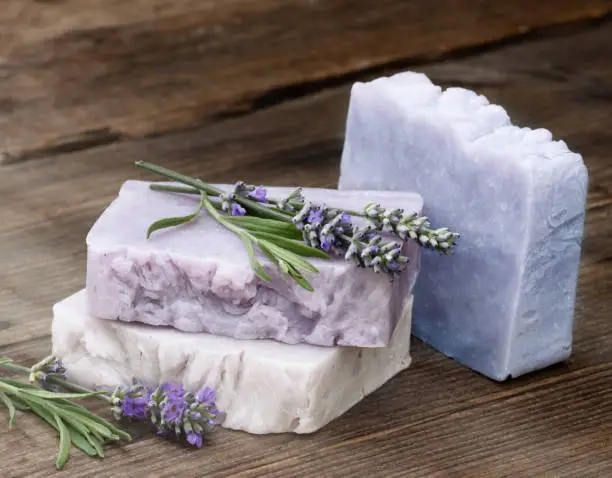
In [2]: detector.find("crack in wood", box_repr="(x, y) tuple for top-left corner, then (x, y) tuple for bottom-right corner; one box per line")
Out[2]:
(0, 128), (124, 165)
(2, 6), (611, 165)
(216, 13), (612, 121)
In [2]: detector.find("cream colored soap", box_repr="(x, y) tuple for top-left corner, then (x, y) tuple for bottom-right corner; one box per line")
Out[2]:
(52, 290), (413, 434)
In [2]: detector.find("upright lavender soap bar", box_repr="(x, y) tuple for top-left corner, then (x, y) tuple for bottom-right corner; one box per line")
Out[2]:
(339, 72), (588, 380)
(86, 181), (422, 347)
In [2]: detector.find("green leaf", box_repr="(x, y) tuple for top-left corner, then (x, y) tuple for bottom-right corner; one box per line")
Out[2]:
(0, 378), (39, 390)
(257, 243), (314, 291)
(56, 401), (131, 442)
(260, 241), (319, 274)
(225, 216), (302, 239)
(24, 389), (105, 400)
(58, 410), (116, 440)
(65, 423), (102, 457)
(22, 398), (58, 430)
(24, 394), (123, 443)
(286, 264), (314, 292)
(249, 231), (329, 259)
(0, 391), (17, 428)
(239, 234), (271, 282)
(53, 413), (72, 469)
(279, 259), (290, 275)
(10, 396), (30, 412)
(146, 193), (205, 238)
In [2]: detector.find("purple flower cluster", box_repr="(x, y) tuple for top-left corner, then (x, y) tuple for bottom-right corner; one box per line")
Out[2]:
(292, 202), (353, 253)
(363, 203), (459, 254)
(111, 381), (223, 448)
(290, 201), (410, 277)
(220, 183), (268, 217)
(344, 230), (408, 275)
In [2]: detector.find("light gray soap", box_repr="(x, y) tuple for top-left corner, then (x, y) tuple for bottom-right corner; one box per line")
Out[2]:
(53, 290), (414, 434)
(86, 180), (422, 348)
(338, 72), (588, 380)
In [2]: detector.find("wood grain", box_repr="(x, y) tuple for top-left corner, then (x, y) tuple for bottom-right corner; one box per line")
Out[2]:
(1, 4), (612, 478)
(2, 0), (612, 162)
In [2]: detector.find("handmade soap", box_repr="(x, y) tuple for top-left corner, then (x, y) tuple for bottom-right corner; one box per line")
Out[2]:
(339, 72), (588, 380)
(86, 181), (422, 347)
(52, 289), (413, 434)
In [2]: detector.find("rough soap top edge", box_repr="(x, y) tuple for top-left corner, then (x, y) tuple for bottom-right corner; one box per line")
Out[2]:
(53, 289), (415, 363)
(351, 71), (586, 170)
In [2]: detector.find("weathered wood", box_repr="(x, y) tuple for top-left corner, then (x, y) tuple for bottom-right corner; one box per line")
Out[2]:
(1, 10), (612, 478)
(2, 0), (612, 162)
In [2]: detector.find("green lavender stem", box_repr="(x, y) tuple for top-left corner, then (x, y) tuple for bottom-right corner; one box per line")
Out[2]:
(1, 357), (131, 470)
(136, 161), (292, 222)
(1, 362), (110, 402)
(149, 180), (456, 251)
(149, 182), (364, 217)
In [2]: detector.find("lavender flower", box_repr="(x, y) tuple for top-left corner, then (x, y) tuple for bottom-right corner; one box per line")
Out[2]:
(197, 386), (216, 404)
(187, 431), (203, 448)
(249, 186), (267, 202)
(231, 203), (246, 216)
(111, 381), (223, 449)
(29, 356), (67, 391)
(307, 208), (325, 226)
(278, 188), (305, 212)
(363, 204), (459, 253)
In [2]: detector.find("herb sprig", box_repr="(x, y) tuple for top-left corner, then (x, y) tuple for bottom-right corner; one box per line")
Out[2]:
(0, 356), (222, 469)
(0, 357), (130, 469)
(135, 161), (459, 290)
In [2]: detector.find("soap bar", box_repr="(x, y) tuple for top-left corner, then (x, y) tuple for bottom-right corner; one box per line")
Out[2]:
(86, 181), (422, 347)
(52, 290), (413, 434)
(339, 72), (588, 380)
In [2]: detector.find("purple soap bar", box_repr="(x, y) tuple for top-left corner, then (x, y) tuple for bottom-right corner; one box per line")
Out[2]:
(86, 181), (423, 347)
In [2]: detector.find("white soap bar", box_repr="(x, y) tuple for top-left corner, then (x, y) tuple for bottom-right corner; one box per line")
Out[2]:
(339, 72), (588, 380)
(52, 290), (413, 434)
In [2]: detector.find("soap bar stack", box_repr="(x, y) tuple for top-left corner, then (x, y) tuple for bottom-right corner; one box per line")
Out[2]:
(52, 180), (424, 434)
(339, 71), (588, 381)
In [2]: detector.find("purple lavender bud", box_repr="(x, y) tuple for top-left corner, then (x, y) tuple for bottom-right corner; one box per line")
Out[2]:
(162, 398), (186, 422)
(231, 203), (246, 216)
(361, 245), (379, 257)
(121, 396), (148, 420)
(320, 234), (334, 252)
(249, 186), (268, 202)
(161, 382), (185, 401)
(197, 386), (216, 404)
(307, 208), (325, 225)
(187, 431), (204, 448)
(339, 211), (351, 225)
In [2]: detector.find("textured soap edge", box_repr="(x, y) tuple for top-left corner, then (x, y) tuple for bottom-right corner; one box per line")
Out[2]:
(52, 290), (413, 434)
(504, 154), (587, 378)
(84, 180), (422, 348)
(339, 71), (587, 380)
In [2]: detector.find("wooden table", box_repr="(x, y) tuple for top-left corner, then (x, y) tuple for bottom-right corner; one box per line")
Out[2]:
(1, 2), (612, 476)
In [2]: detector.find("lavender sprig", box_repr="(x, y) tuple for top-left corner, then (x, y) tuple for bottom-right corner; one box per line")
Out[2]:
(0, 356), (130, 470)
(363, 204), (459, 253)
(0, 356), (222, 469)
(135, 161), (459, 287)
(110, 382), (223, 448)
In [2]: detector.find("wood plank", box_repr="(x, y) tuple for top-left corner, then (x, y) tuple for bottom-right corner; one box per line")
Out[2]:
(2, 0), (612, 162)
(1, 17), (612, 478)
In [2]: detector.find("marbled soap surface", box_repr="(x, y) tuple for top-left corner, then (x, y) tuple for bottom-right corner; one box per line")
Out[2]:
(87, 181), (422, 347)
(339, 71), (588, 380)
(53, 290), (414, 434)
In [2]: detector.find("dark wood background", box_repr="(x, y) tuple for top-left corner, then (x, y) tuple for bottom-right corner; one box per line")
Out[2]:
(1, 1), (612, 476)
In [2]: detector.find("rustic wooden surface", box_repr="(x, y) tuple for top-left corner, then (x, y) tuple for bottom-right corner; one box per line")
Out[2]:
(1, 1), (612, 476)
